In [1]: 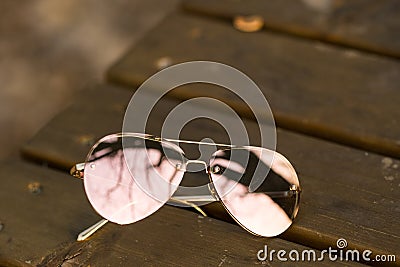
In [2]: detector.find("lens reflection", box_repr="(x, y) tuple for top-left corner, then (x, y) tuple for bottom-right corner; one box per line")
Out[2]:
(84, 135), (185, 224)
(209, 148), (300, 237)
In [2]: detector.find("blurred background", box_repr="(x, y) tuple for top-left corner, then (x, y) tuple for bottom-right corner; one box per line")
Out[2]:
(0, 0), (177, 160)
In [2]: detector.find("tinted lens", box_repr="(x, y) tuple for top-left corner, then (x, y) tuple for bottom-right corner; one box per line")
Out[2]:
(209, 148), (300, 237)
(84, 134), (185, 224)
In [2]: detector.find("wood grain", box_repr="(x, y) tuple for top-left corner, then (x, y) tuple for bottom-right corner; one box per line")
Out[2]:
(35, 206), (357, 267)
(0, 161), (101, 266)
(0, 162), (360, 266)
(107, 12), (400, 159)
(183, 0), (400, 58)
(21, 85), (400, 266)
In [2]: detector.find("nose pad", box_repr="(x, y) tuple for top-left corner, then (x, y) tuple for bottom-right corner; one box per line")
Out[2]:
(207, 166), (220, 201)
(174, 162), (186, 172)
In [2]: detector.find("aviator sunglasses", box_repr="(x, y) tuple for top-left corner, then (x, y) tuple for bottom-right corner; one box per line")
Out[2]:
(70, 133), (301, 241)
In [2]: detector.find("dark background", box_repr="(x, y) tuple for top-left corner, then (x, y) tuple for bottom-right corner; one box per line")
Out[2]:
(0, 0), (177, 160)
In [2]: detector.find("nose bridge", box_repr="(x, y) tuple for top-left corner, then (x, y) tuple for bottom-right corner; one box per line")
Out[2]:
(185, 159), (208, 169)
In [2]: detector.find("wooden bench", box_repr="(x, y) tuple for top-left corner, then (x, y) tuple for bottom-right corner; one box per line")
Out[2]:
(21, 85), (399, 266)
(107, 11), (400, 159)
(182, 0), (400, 59)
(1, 86), (359, 266)
(1, 0), (399, 266)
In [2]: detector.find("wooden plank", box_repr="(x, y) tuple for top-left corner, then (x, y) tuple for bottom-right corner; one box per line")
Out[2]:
(183, 0), (400, 59)
(21, 85), (400, 266)
(0, 162), (358, 266)
(35, 205), (357, 266)
(0, 161), (101, 266)
(106, 12), (400, 159)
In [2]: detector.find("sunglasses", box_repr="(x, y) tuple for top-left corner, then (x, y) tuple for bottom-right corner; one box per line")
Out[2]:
(70, 133), (301, 241)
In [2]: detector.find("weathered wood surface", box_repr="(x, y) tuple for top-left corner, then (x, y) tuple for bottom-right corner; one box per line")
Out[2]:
(0, 161), (101, 266)
(21, 85), (400, 265)
(0, 162), (358, 266)
(183, 0), (400, 58)
(107, 12), (400, 159)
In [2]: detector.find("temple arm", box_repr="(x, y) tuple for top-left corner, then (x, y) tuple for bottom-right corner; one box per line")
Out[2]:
(76, 195), (209, 241)
(77, 219), (108, 241)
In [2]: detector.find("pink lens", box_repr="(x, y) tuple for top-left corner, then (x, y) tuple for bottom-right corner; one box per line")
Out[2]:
(209, 148), (300, 237)
(83, 134), (185, 224)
